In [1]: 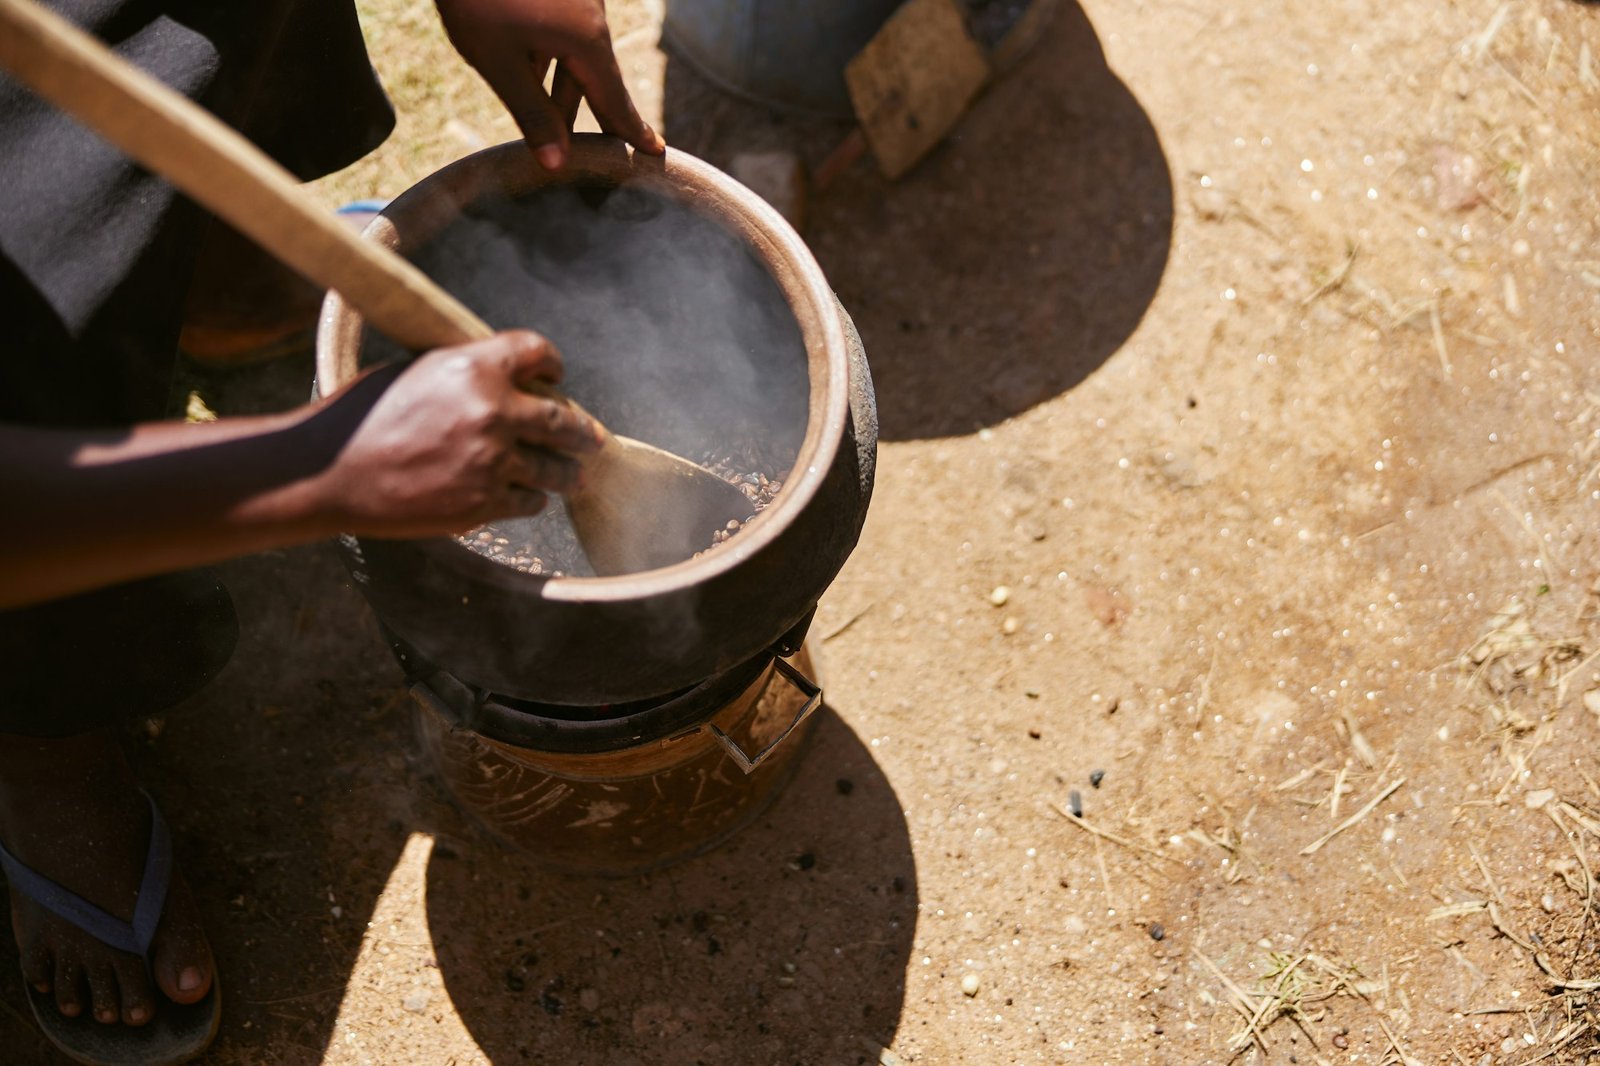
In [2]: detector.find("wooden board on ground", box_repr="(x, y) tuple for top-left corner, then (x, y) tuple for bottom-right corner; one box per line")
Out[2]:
(844, 0), (991, 181)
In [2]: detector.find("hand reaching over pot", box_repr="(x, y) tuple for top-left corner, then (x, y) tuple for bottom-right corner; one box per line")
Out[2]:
(0, 331), (600, 610)
(436, 0), (666, 170)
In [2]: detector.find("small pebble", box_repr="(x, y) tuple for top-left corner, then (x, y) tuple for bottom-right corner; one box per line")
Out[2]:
(782, 961), (797, 974)
(1193, 186), (1229, 220)
(1068, 790), (1083, 818)
(960, 972), (980, 996)
(1028, 728), (1041, 740)
(1001, 617), (1018, 635)
(989, 586), (1011, 607)
(1090, 769), (1106, 789)
(1332, 1033), (1349, 1049)
(402, 989), (431, 1013)
(1148, 923), (1165, 941)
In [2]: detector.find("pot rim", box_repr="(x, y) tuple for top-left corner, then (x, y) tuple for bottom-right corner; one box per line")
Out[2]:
(315, 135), (849, 605)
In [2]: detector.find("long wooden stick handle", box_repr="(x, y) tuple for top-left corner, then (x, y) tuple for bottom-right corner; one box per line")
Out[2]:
(0, 0), (492, 352)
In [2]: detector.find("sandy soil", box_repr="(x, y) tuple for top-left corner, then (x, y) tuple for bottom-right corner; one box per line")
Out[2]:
(5, 0), (1600, 1063)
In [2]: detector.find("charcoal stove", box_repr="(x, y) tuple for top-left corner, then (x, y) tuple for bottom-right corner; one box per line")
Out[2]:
(392, 620), (825, 874)
(315, 137), (876, 872)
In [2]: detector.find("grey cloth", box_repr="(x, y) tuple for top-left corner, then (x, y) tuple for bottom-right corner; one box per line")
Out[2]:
(0, 0), (395, 425)
(0, 1), (396, 732)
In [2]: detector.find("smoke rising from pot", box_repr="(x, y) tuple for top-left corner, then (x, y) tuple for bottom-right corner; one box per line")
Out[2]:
(378, 183), (808, 461)
(361, 181), (811, 581)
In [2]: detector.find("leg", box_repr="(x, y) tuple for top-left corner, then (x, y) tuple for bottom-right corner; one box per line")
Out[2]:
(0, 733), (213, 1024)
(179, 205), (391, 366)
(0, 572), (235, 1027)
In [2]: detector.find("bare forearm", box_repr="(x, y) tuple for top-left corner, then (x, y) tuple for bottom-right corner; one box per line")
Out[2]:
(0, 411), (343, 609)
(0, 332), (602, 612)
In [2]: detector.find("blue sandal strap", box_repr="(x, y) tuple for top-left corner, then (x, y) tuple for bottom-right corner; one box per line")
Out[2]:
(336, 198), (389, 215)
(0, 792), (172, 960)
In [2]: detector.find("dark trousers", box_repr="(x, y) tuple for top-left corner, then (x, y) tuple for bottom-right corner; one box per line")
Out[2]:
(0, 573), (238, 737)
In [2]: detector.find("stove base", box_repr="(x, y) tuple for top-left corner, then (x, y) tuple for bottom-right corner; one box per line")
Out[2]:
(414, 643), (823, 875)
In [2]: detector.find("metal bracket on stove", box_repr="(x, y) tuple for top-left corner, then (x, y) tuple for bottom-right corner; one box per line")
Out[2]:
(710, 657), (822, 774)
(408, 669), (497, 736)
(770, 605), (817, 659)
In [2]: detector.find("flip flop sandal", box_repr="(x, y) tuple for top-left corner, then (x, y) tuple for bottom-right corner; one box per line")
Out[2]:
(0, 794), (220, 1066)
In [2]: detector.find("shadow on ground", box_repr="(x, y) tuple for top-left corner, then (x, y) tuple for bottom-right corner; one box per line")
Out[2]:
(0, 354), (913, 1065)
(425, 709), (916, 1064)
(661, 0), (1173, 441)
(0, 525), (915, 1066)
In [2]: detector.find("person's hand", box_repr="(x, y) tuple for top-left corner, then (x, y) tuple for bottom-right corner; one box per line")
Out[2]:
(311, 330), (603, 538)
(435, 0), (665, 170)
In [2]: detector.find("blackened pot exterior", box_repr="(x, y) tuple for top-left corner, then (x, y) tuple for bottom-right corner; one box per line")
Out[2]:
(318, 138), (876, 705)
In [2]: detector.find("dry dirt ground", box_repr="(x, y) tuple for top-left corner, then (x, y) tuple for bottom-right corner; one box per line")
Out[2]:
(5, 0), (1600, 1063)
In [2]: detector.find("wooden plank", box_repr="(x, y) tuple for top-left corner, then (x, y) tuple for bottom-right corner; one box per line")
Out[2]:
(844, 0), (991, 180)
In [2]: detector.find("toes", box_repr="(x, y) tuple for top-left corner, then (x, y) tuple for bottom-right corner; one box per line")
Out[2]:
(150, 879), (213, 1005)
(21, 942), (52, 994)
(87, 963), (119, 1024)
(112, 954), (154, 1026)
(53, 957), (84, 1018)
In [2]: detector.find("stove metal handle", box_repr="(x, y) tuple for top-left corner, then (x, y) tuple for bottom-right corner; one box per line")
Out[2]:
(410, 674), (478, 732)
(710, 656), (822, 774)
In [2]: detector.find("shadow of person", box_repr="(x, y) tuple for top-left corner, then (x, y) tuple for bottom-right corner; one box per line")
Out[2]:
(660, 0), (1173, 441)
(423, 708), (917, 1064)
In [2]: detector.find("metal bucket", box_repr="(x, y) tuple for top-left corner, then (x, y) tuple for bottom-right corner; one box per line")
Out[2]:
(661, 0), (903, 117)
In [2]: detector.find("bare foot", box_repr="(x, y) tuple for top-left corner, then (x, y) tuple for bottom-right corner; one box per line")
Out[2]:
(0, 730), (213, 1026)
